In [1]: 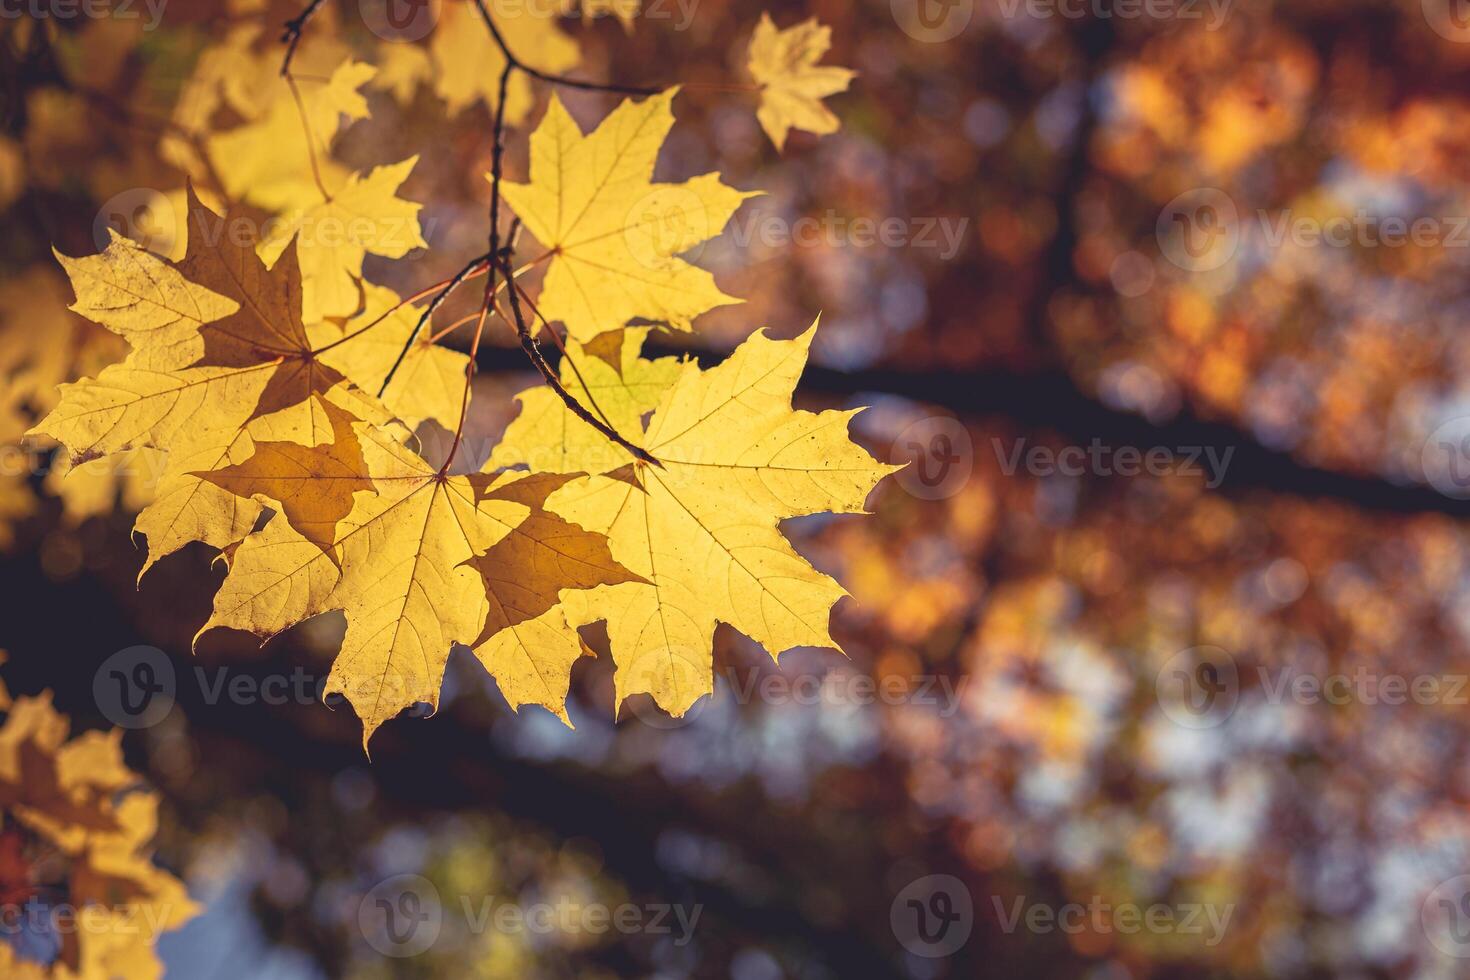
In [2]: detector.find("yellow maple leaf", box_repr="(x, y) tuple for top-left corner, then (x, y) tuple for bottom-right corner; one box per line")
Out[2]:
(163, 22), (349, 181)
(500, 88), (757, 342)
(170, 22), (350, 141)
(466, 472), (643, 722)
(175, 187), (349, 419)
(258, 156), (428, 322)
(539, 322), (897, 717)
(134, 387), (392, 582)
(196, 394), (636, 745)
(430, 0), (580, 124)
(51, 230), (236, 372)
(197, 395), (373, 556)
(373, 40), (434, 107)
(30, 194), (382, 576)
(488, 326), (681, 475)
(0, 694), (198, 979)
(313, 283), (469, 431)
(34, 190), (344, 463)
(747, 13), (855, 151)
(206, 59), (375, 212)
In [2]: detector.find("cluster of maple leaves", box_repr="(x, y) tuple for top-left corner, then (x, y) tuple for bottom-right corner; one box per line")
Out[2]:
(28, 1), (890, 750)
(0, 659), (196, 979)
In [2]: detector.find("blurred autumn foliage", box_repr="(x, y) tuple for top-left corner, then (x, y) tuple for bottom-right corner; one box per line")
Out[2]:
(7, 0), (1470, 977)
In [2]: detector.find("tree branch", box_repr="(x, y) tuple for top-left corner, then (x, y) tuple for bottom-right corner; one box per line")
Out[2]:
(279, 0), (327, 78)
(377, 252), (491, 396)
(470, 0), (659, 96)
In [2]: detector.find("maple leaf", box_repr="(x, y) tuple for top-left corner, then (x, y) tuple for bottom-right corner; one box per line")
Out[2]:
(373, 41), (434, 107)
(163, 22), (352, 190)
(312, 283), (469, 432)
(196, 392), (637, 745)
(31, 195), (368, 575)
(466, 472), (643, 722)
(25, 240), (266, 571)
(532, 322), (897, 717)
(431, 0), (580, 124)
(0, 694), (198, 979)
(488, 326), (681, 475)
(174, 186), (348, 420)
(172, 22), (350, 135)
(50, 230), (235, 373)
(34, 190), (343, 464)
(258, 156), (427, 323)
(500, 88), (758, 343)
(747, 14), (855, 151)
(206, 59), (375, 211)
(197, 396), (372, 557)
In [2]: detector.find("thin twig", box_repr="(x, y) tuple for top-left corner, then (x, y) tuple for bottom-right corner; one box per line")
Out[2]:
(313, 267), (492, 356)
(513, 282), (616, 433)
(470, 0), (659, 96)
(280, 0), (327, 78)
(427, 311), (485, 344)
(484, 60), (515, 309)
(441, 289), (494, 476)
(474, 25), (659, 466)
(378, 253), (493, 396)
(493, 260), (660, 467)
(278, 0), (333, 201)
(284, 73), (332, 202)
